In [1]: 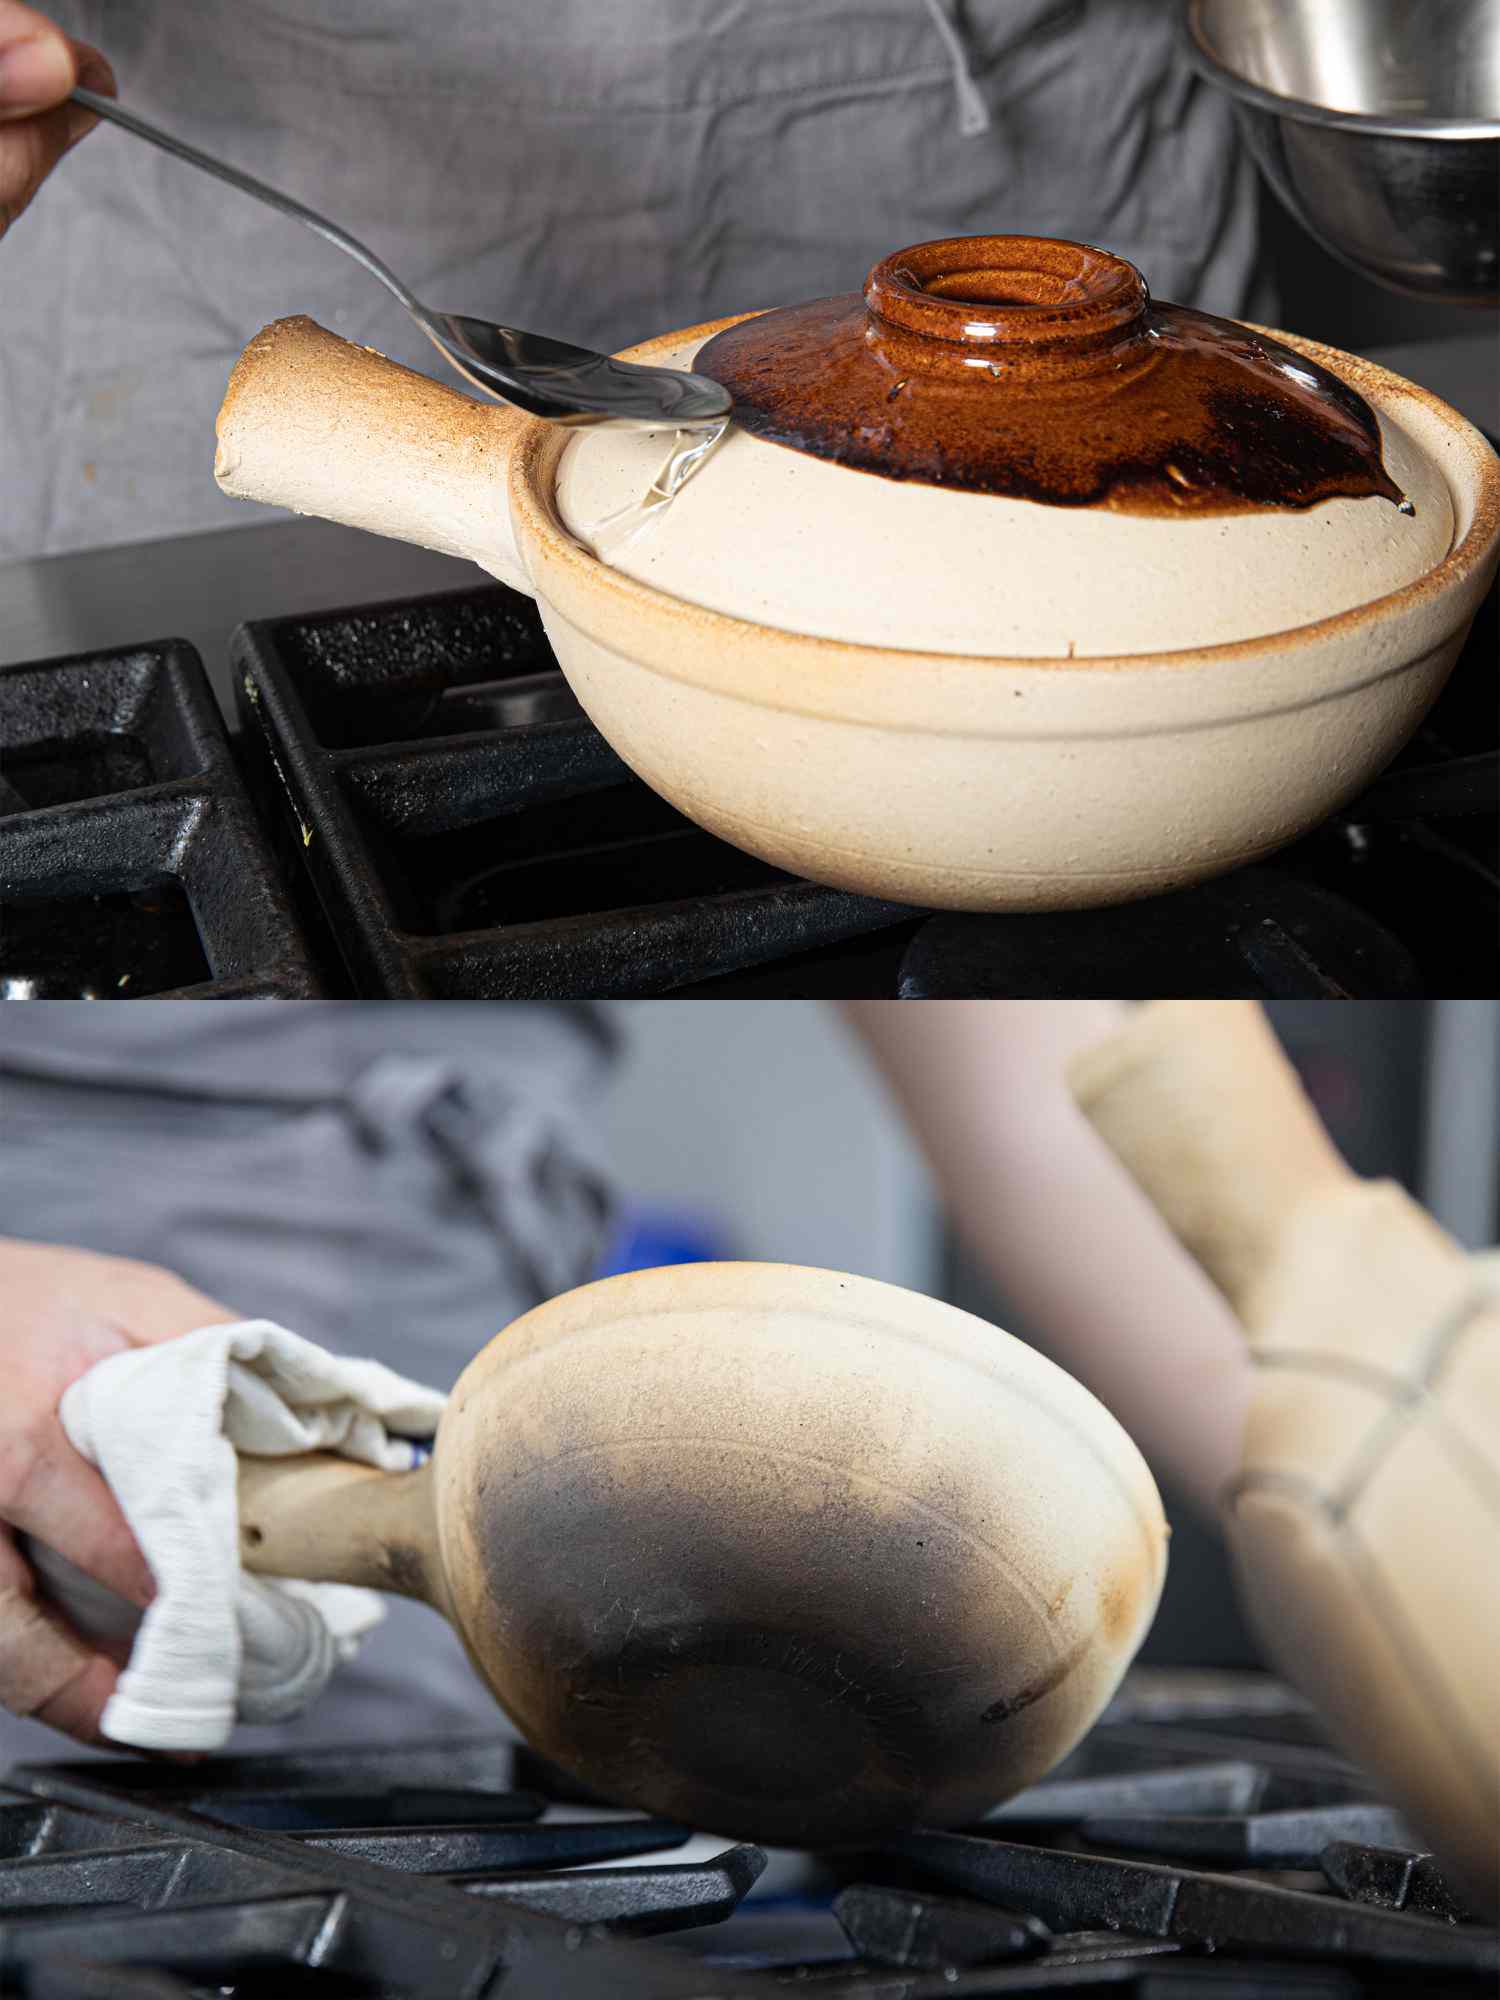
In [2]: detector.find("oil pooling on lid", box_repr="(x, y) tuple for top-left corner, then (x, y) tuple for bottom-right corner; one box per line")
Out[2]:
(585, 419), (730, 561)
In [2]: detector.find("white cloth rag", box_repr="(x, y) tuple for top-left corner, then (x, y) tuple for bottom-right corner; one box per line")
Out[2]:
(38, 1320), (447, 1751)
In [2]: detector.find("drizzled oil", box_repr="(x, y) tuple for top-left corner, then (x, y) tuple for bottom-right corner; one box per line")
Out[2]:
(584, 418), (730, 562)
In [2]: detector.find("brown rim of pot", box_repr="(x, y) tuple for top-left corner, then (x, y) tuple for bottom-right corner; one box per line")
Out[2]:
(509, 318), (1500, 679)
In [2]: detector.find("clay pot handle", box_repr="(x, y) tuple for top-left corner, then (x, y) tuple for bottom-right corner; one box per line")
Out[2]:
(213, 316), (533, 594)
(1067, 1000), (1360, 1328)
(237, 1453), (451, 1617)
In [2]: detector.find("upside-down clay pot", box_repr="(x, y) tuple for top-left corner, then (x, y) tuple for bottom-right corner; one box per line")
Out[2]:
(214, 234), (1500, 911)
(237, 1263), (1168, 1845)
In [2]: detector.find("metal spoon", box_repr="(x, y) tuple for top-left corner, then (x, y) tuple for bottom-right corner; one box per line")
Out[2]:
(69, 87), (732, 431)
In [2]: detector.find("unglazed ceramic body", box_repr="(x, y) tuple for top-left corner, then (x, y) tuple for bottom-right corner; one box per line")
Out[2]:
(433, 1263), (1167, 1843)
(214, 247), (1500, 911)
(237, 1262), (1169, 1844)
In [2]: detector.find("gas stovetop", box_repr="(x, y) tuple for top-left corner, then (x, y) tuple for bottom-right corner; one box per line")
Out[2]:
(1, 569), (1494, 998)
(1, 1673), (1494, 1998)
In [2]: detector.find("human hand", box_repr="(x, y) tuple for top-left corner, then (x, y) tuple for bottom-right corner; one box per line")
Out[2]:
(0, 1238), (236, 1743)
(0, 0), (113, 242)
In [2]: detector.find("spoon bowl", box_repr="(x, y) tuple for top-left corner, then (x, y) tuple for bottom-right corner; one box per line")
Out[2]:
(431, 313), (732, 429)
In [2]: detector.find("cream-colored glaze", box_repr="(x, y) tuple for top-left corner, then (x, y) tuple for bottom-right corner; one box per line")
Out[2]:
(215, 315), (1500, 912)
(1068, 1002), (1500, 1919)
(239, 1262), (1167, 1840)
(556, 331), (1453, 657)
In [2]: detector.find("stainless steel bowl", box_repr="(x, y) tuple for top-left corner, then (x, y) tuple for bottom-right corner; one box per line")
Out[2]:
(1184, 0), (1500, 304)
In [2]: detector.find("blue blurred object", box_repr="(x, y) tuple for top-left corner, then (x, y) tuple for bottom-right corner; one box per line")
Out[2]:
(595, 1204), (736, 1278)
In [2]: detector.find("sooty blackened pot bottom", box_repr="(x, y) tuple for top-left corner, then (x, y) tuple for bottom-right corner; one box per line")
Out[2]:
(426, 1265), (1163, 1853)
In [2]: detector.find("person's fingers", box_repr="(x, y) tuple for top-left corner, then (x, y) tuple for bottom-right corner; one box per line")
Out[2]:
(0, 1527), (118, 1744)
(64, 37), (114, 137)
(0, 98), (69, 235)
(0, 16), (114, 241)
(0, 2), (75, 121)
(0, 1408), (155, 1608)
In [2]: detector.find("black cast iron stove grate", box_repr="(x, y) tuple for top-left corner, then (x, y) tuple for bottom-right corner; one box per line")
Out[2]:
(231, 591), (913, 997)
(0, 642), (320, 998)
(231, 571), (1498, 1000)
(2, 1675), (1495, 1997)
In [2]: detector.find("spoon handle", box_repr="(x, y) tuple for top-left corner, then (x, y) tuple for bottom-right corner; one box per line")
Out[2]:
(237, 1453), (450, 1615)
(70, 87), (424, 321)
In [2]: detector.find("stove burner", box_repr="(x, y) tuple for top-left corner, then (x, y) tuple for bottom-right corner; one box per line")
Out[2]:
(896, 871), (1427, 999)
(1, 1679), (1494, 1998)
(0, 642), (319, 998)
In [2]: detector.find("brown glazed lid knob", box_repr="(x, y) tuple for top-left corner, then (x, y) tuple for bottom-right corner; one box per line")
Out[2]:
(864, 235), (1148, 380)
(695, 234), (1407, 516)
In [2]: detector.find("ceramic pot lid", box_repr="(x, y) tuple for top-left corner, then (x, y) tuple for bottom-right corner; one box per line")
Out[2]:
(554, 234), (1455, 658)
(693, 235), (1405, 515)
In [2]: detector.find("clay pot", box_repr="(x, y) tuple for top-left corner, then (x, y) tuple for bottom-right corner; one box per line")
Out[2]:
(238, 1263), (1167, 1844)
(214, 234), (1499, 911)
(1069, 1002), (1500, 1917)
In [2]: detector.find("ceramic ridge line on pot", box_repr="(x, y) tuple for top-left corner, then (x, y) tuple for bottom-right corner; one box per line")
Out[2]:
(213, 234), (1500, 912)
(236, 1262), (1168, 1845)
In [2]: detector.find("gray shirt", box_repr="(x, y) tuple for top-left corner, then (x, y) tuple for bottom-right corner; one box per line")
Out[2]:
(0, 999), (614, 1094)
(1, 0), (1266, 559)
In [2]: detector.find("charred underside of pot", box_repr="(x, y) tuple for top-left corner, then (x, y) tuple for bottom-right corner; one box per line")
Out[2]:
(433, 1268), (1167, 1848)
(460, 1466), (1129, 1845)
(695, 235), (1408, 515)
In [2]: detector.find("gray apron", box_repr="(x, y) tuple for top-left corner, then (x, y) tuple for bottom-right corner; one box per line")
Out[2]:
(0, 1003), (617, 1771)
(0, 0), (1266, 559)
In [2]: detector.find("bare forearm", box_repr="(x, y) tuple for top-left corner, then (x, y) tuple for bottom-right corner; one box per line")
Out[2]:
(842, 1001), (1249, 1514)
